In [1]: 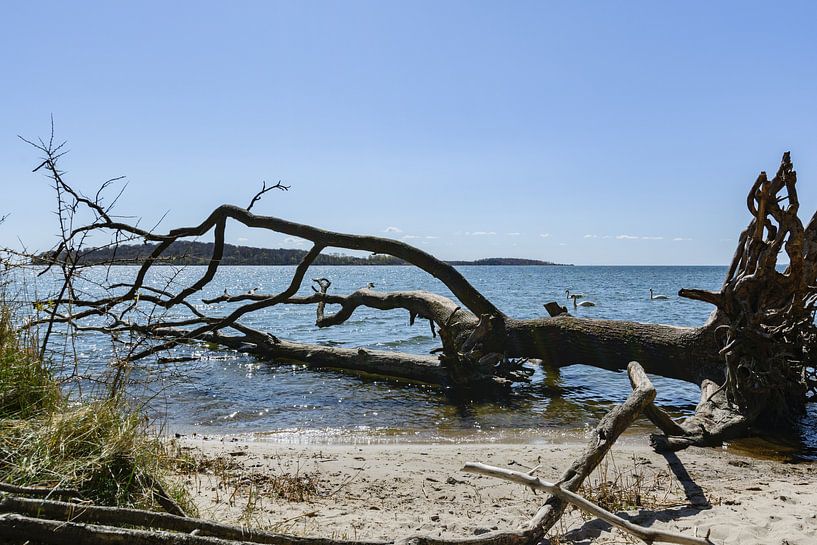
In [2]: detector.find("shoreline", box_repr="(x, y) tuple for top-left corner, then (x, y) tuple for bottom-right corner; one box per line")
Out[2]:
(166, 423), (816, 462)
(173, 433), (816, 544)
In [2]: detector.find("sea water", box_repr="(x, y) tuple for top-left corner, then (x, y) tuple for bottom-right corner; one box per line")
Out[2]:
(8, 265), (816, 456)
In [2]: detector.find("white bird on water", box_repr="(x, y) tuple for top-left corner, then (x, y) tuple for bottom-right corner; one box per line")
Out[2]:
(649, 288), (669, 300)
(570, 294), (595, 307)
(565, 289), (584, 300)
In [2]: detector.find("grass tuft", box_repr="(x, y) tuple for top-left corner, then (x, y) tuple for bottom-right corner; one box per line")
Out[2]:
(179, 452), (320, 502)
(0, 306), (59, 418)
(0, 301), (195, 513)
(578, 452), (683, 513)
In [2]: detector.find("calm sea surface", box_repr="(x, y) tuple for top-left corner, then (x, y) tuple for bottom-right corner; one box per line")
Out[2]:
(9, 265), (816, 456)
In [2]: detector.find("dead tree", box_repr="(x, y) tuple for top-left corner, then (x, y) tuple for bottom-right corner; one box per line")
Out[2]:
(26, 141), (816, 450)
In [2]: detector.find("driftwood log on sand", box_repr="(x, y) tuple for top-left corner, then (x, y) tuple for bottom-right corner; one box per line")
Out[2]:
(0, 362), (712, 545)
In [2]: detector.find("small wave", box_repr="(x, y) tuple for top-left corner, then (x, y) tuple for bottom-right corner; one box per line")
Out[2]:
(375, 335), (436, 348)
(318, 340), (347, 347)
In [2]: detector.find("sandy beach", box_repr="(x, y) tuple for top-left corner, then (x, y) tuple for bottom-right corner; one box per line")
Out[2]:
(174, 434), (816, 545)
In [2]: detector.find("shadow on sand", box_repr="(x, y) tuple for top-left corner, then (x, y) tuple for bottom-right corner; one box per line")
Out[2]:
(556, 451), (711, 544)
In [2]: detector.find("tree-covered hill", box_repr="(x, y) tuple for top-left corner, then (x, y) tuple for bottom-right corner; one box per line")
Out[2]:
(37, 241), (569, 266)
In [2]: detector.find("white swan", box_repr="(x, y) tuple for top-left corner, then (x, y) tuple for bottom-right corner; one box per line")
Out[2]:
(649, 288), (669, 300)
(565, 289), (584, 300)
(571, 294), (595, 307)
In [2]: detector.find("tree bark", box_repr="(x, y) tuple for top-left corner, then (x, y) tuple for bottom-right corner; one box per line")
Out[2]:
(503, 315), (723, 385)
(213, 333), (448, 384)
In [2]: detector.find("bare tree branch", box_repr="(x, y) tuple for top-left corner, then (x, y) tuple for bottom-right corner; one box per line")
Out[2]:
(246, 180), (290, 212)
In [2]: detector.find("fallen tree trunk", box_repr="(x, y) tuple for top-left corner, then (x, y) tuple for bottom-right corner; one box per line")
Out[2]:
(200, 315), (723, 387)
(195, 279), (725, 387)
(273, 281), (724, 384)
(144, 306), (723, 390)
(213, 333), (448, 384)
(0, 494), (380, 545)
(28, 141), (816, 448)
(503, 315), (723, 385)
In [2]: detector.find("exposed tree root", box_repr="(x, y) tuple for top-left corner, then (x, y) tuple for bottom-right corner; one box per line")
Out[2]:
(637, 152), (817, 451)
(640, 379), (752, 452)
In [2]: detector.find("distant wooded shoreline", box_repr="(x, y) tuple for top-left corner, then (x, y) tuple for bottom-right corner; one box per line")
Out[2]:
(36, 241), (571, 267)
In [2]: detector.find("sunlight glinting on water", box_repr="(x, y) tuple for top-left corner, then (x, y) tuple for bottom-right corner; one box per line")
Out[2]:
(7, 264), (814, 457)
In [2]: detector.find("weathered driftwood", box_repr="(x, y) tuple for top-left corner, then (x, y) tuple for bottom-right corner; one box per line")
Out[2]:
(0, 509), (534, 545)
(150, 477), (189, 518)
(0, 512), (293, 545)
(463, 463), (711, 545)
(0, 482), (84, 501)
(0, 494), (379, 545)
(214, 333), (448, 384)
(636, 378), (751, 452)
(524, 361), (659, 538)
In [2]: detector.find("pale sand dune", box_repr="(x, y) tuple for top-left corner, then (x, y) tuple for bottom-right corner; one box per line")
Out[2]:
(176, 436), (816, 544)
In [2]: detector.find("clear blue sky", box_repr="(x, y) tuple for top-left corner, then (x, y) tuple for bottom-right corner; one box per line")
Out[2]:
(1, 1), (816, 265)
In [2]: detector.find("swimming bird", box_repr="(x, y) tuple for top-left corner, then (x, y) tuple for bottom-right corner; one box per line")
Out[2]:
(247, 287), (259, 295)
(367, 282), (375, 289)
(565, 289), (584, 300)
(571, 294), (595, 307)
(649, 288), (669, 300)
